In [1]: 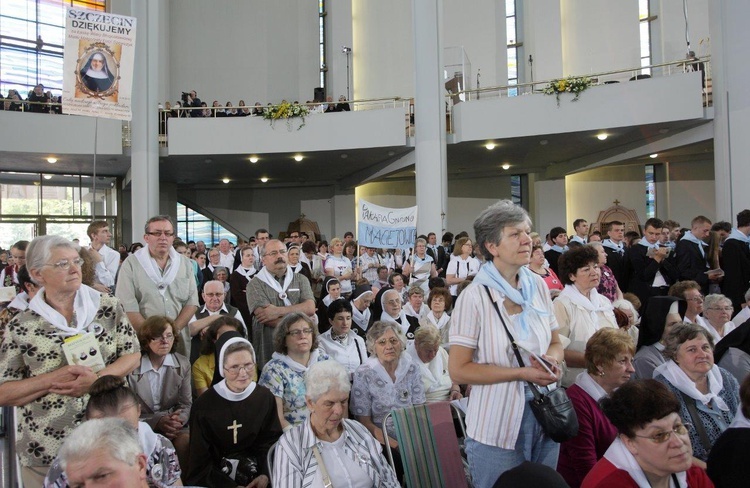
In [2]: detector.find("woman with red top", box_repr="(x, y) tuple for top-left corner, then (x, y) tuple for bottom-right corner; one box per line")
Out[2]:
(582, 379), (714, 488)
(591, 241), (623, 303)
(528, 245), (563, 298)
(557, 328), (635, 487)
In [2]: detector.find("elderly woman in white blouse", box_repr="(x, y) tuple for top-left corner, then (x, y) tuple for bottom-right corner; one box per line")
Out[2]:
(407, 325), (461, 402)
(554, 246), (618, 387)
(273, 360), (399, 487)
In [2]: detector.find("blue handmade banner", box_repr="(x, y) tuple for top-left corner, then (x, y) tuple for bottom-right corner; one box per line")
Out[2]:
(358, 200), (417, 250)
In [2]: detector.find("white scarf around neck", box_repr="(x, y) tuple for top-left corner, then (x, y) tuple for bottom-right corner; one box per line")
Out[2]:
(425, 310), (450, 330)
(729, 406), (750, 428)
(29, 285), (101, 337)
(380, 310), (411, 336)
(255, 265), (294, 306)
(366, 354), (413, 385)
(135, 246), (182, 296)
(654, 360), (729, 411)
(215, 379), (257, 402)
(604, 437), (687, 488)
(352, 303), (371, 330)
(235, 266), (256, 280)
(406, 343), (445, 392)
(559, 284), (613, 325)
(271, 349), (320, 373)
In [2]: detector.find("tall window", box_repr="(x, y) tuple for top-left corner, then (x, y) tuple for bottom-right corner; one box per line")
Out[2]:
(319, 0), (326, 89)
(510, 175), (523, 206)
(506, 0), (519, 96)
(639, 0), (653, 75)
(645, 165), (656, 218)
(0, 0), (106, 97)
(176, 202), (237, 246)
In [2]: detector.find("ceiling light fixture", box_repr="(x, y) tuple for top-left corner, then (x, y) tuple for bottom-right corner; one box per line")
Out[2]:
(43, 174), (52, 180)
(293, 155), (304, 162)
(249, 156), (259, 163)
(222, 178), (230, 184)
(597, 134), (608, 141)
(501, 163), (511, 170)
(650, 153), (658, 158)
(47, 157), (57, 164)
(485, 143), (496, 150)
(260, 177), (269, 183)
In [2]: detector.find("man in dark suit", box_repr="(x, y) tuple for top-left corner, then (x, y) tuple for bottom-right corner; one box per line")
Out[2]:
(627, 218), (679, 313)
(186, 90), (202, 117)
(721, 209), (750, 314)
(675, 215), (717, 295)
(601, 220), (628, 291)
(425, 232), (447, 275)
(544, 226), (568, 276)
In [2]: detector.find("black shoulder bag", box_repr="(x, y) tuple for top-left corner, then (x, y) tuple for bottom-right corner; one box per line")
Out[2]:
(484, 286), (579, 443)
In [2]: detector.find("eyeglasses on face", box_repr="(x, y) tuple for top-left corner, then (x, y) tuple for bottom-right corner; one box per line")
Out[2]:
(287, 328), (314, 337)
(264, 249), (288, 258)
(633, 423), (691, 443)
(150, 333), (174, 343)
(204, 292), (224, 298)
(146, 230), (175, 237)
(376, 337), (401, 347)
(384, 299), (401, 306)
(708, 306), (733, 312)
(223, 362), (255, 374)
(44, 258), (85, 270)
(686, 295), (704, 302)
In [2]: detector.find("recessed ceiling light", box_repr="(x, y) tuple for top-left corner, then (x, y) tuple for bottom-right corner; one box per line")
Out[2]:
(659, 128), (670, 134)
(47, 157), (57, 164)
(597, 134), (608, 141)
(387, 151), (395, 156)
(501, 163), (511, 170)
(650, 153), (658, 158)
(205, 158), (212, 164)
(293, 155), (304, 162)
(43, 174), (52, 180)
(485, 143), (496, 150)
(249, 156), (259, 163)
(222, 178), (230, 184)
(341, 154), (348, 159)
(260, 177), (269, 183)
(539, 139), (549, 145)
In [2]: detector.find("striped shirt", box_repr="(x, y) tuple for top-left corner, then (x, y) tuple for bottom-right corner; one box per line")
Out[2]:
(450, 277), (558, 449)
(273, 418), (400, 487)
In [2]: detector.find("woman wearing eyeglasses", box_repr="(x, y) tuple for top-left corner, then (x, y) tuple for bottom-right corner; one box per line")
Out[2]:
(258, 313), (329, 431)
(0, 235), (140, 487)
(187, 337), (281, 487)
(701, 294), (738, 343)
(351, 321), (425, 478)
(654, 323), (740, 468)
(582, 379), (713, 488)
(668, 280), (711, 329)
(128, 316), (192, 469)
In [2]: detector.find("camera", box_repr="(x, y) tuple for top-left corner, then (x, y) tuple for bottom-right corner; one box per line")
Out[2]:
(181, 92), (190, 104)
(220, 455), (259, 486)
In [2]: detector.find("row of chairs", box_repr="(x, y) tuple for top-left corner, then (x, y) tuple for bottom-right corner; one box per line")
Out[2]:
(266, 401), (470, 487)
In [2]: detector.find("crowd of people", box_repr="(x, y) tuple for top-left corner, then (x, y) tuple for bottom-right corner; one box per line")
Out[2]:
(1, 84), (62, 113)
(3, 201), (750, 487)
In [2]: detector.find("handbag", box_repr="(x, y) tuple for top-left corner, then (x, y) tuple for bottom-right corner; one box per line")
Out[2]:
(484, 286), (579, 442)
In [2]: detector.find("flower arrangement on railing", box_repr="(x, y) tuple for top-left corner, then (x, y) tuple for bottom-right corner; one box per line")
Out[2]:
(542, 76), (592, 106)
(262, 102), (309, 130)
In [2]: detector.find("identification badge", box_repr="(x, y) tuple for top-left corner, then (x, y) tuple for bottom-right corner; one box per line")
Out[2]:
(62, 332), (105, 372)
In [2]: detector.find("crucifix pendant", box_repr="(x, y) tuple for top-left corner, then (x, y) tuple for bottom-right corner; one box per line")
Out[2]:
(227, 419), (242, 444)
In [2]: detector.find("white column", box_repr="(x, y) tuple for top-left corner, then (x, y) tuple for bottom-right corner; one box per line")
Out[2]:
(412, 0), (448, 236)
(709, 0), (750, 219)
(130, 0), (162, 238)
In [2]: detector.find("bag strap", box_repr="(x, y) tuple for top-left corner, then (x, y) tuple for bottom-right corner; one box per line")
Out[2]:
(483, 285), (544, 402)
(679, 391), (712, 451)
(312, 444), (334, 488)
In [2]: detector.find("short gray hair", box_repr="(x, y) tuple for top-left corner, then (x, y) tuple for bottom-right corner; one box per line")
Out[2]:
(59, 418), (142, 473)
(663, 323), (714, 361)
(474, 200), (532, 262)
(588, 241), (604, 252)
(704, 294), (731, 311)
(26, 235), (77, 284)
(366, 320), (407, 355)
(305, 360), (351, 402)
(612, 299), (640, 326)
(144, 215), (174, 234)
(414, 324), (442, 348)
(203, 280), (224, 294)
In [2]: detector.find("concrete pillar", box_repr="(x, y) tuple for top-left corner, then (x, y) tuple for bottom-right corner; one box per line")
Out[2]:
(709, 0), (750, 219)
(412, 0), (448, 236)
(130, 0), (164, 237)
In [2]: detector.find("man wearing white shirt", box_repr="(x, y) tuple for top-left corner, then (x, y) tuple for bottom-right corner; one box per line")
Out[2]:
(217, 238), (235, 270)
(569, 218), (589, 245)
(187, 280), (246, 362)
(253, 228), (270, 271)
(87, 220), (120, 291)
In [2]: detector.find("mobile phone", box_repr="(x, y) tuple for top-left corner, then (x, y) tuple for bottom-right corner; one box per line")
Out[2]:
(515, 343), (556, 377)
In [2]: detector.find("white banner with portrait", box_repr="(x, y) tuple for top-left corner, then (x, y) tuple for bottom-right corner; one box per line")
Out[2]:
(358, 200), (418, 250)
(62, 8), (136, 120)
